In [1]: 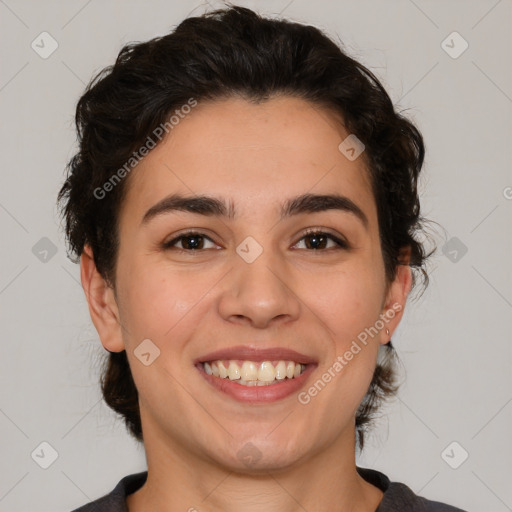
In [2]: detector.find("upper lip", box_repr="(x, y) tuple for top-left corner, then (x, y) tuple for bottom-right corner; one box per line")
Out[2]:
(195, 345), (317, 365)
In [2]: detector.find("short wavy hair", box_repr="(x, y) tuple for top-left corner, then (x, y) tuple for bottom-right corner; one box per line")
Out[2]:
(58, 5), (432, 451)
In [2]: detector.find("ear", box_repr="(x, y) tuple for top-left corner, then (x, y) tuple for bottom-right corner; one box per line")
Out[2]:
(380, 246), (413, 345)
(80, 244), (125, 352)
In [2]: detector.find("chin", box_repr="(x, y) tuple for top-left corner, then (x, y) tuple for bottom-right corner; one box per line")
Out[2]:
(213, 435), (310, 474)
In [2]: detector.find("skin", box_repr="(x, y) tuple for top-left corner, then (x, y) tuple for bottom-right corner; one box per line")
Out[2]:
(81, 96), (411, 512)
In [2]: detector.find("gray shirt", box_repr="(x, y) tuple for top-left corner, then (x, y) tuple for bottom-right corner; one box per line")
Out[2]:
(70, 467), (468, 511)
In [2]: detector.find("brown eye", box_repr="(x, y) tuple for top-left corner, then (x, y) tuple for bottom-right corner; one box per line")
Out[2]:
(294, 230), (348, 251)
(163, 232), (216, 251)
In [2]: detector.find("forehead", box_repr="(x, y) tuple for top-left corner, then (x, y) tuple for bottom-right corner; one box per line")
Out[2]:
(119, 96), (376, 226)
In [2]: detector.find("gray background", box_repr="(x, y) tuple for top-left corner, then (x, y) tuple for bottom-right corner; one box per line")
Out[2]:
(0, 0), (511, 511)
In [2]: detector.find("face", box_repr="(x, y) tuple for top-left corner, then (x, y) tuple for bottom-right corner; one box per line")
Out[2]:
(84, 96), (410, 472)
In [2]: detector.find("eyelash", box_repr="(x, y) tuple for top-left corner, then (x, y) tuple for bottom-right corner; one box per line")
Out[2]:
(162, 228), (349, 253)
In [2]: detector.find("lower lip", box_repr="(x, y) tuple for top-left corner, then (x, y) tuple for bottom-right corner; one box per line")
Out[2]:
(196, 363), (316, 403)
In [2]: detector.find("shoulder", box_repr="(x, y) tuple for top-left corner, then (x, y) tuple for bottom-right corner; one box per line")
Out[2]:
(356, 466), (467, 512)
(383, 481), (468, 511)
(69, 471), (147, 512)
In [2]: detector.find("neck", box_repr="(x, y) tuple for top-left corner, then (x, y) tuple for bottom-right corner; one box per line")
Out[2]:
(126, 421), (383, 512)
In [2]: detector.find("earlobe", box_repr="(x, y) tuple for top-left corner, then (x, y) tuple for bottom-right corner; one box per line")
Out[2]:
(80, 244), (125, 353)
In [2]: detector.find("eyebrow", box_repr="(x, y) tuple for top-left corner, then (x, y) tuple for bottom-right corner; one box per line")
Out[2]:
(141, 192), (369, 229)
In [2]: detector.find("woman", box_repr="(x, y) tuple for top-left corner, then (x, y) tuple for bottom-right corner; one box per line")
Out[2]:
(58, 6), (466, 511)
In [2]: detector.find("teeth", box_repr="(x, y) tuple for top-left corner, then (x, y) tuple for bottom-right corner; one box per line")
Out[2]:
(275, 361), (286, 380)
(218, 361), (228, 378)
(258, 361), (276, 382)
(228, 361), (241, 380)
(286, 361), (295, 379)
(202, 360), (307, 385)
(240, 361), (258, 381)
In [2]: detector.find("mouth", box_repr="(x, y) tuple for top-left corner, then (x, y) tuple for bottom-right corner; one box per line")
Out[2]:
(194, 346), (317, 403)
(201, 359), (307, 385)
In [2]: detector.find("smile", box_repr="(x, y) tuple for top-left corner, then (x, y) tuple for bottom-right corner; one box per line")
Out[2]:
(203, 359), (307, 386)
(195, 346), (317, 402)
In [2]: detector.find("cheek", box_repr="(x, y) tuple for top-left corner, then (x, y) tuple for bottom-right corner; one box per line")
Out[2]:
(301, 264), (385, 343)
(116, 267), (206, 404)
(115, 259), (202, 347)
(304, 270), (384, 419)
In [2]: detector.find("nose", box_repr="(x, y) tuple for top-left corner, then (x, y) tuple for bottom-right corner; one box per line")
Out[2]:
(217, 245), (301, 329)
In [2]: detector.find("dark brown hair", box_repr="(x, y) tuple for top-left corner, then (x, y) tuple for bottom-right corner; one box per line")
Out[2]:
(58, 5), (432, 451)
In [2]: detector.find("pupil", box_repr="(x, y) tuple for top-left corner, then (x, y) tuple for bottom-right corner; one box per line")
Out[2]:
(185, 235), (202, 249)
(181, 234), (328, 250)
(307, 233), (325, 250)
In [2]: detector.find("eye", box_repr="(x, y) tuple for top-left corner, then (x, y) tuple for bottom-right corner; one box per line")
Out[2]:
(162, 228), (349, 252)
(162, 231), (217, 251)
(293, 229), (349, 251)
